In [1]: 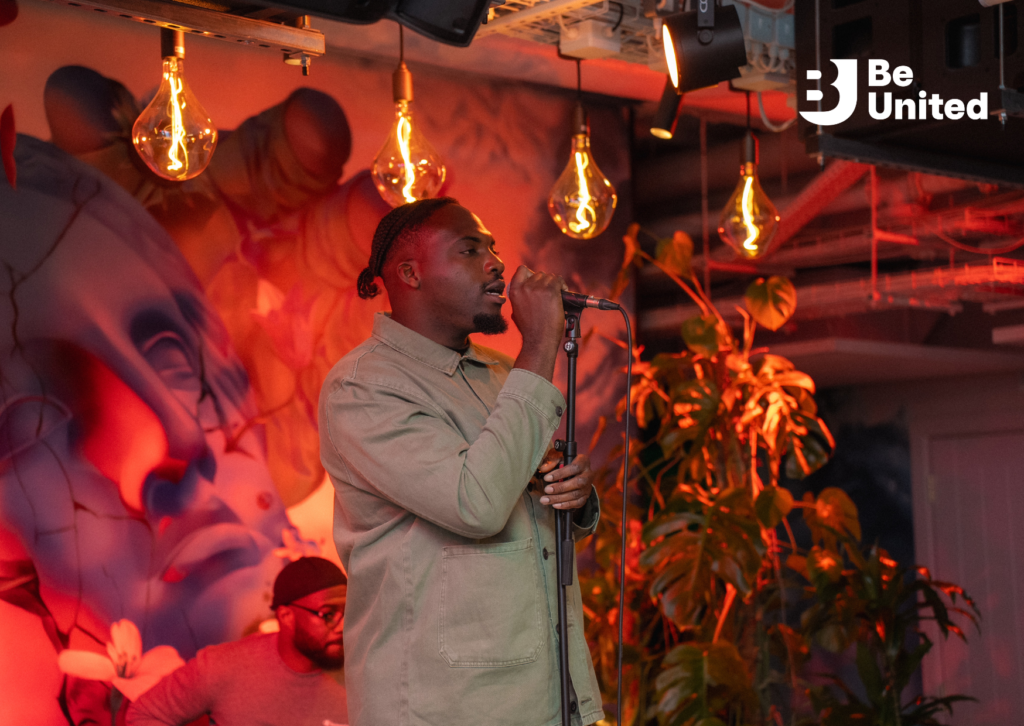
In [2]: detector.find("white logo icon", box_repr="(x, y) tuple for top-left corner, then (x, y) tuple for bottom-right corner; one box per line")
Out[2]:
(799, 59), (859, 126)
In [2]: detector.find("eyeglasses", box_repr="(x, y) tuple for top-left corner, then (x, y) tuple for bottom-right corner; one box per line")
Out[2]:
(290, 604), (344, 629)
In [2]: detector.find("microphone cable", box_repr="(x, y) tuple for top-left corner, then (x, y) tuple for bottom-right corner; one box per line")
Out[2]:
(615, 308), (633, 726)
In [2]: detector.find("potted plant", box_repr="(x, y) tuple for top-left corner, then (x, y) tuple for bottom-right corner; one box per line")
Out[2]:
(583, 226), (979, 726)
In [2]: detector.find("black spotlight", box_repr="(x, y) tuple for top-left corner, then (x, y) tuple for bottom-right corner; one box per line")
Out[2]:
(651, 77), (683, 139)
(662, 2), (748, 94)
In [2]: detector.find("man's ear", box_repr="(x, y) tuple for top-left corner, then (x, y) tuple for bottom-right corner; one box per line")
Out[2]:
(276, 606), (295, 630)
(395, 259), (421, 290)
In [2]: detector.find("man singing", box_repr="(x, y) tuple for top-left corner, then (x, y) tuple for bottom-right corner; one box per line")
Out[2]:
(318, 197), (603, 726)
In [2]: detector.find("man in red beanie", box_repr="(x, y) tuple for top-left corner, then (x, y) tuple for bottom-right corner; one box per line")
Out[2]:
(127, 557), (349, 726)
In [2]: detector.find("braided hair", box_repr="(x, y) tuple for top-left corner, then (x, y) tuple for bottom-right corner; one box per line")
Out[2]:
(357, 196), (460, 299)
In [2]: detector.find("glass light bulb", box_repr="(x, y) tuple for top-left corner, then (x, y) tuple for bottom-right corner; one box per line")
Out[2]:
(371, 100), (446, 207)
(131, 57), (217, 182)
(547, 133), (618, 240)
(718, 161), (780, 259)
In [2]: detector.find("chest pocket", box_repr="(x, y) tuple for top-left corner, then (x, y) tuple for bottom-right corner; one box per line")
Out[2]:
(438, 538), (544, 667)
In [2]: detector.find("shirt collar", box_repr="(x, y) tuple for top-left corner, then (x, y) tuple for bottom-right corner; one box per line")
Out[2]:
(371, 312), (501, 376)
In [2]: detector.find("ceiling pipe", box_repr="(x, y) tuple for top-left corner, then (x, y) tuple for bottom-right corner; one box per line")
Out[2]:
(762, 159), (871, 258)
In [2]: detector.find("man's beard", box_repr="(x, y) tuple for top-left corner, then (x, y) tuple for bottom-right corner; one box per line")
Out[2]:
(295, 631), (344, 670)
(304, 647), (344, 670)
(473, 313), (508, 335)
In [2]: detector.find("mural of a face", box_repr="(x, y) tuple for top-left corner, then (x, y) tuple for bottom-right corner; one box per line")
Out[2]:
(0, 136), (289, 665)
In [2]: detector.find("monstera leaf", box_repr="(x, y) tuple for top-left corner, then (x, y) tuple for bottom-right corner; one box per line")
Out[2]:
(668, 378), (720, 441)
(744, 276), (796, 331)
(641, 488), (764, 625)
(657, 230), (693, 278)
(655, 641), (753, 726)
(804, 487), (861, 551)
(785, 414), (835, 479)
(681, 315), (719, 358)
(755, 485), (794, 529)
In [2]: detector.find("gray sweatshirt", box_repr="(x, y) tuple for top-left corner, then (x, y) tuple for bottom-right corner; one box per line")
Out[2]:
(126, 633), (347, 726)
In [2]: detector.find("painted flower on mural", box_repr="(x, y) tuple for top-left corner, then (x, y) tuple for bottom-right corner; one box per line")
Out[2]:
(58, 619), (185, 701)
(251, 278), (317, 373)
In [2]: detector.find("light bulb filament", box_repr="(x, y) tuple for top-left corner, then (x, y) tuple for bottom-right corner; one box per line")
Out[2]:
(740, 175), (759, 252)
(397, 112), (416, 204)
(569, 151), (596, 234)
(166, 69), (187, 174)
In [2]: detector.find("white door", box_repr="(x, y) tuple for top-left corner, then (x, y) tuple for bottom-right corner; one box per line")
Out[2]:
(917, 421), (1024, 725)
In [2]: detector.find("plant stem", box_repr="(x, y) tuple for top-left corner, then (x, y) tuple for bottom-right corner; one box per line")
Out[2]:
(713, 584), (738, 643)
(109, 687), (123, 726)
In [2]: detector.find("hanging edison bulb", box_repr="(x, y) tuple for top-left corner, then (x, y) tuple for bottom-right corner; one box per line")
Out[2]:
(718, 130), (779, 259)
(132, 29), (217, 182)
(548, 102), (617, 239)
(371, 55), (446, 207)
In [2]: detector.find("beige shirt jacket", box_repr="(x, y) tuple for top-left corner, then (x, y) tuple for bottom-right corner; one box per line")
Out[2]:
(319, 313), (603, 726)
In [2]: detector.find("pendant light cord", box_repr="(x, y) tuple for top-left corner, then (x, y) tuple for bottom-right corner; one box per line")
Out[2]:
(746, 90), (751, 131)
(399, 23), (404, 63)
(576, 58), (582, 100)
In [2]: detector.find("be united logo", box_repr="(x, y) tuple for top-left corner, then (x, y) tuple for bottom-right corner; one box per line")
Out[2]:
(799, 59), (989, 126)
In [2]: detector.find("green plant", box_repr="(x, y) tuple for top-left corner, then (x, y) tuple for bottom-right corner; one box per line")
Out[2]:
(585, 226), (979, 726)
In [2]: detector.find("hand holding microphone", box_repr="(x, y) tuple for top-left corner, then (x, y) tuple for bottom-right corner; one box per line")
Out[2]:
(510, 266), (622, 380)
(509, 265), (568, 381)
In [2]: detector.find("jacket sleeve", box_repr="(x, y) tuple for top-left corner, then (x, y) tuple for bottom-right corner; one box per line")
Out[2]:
(125, 653), (213, 726)
(323, 368), (565, 539)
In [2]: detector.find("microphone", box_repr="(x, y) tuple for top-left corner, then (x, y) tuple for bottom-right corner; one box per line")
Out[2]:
(561, 289), (621, 311)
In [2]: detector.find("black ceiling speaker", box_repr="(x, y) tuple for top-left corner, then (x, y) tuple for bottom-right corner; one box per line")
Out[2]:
(245, 0), (490, 46)
(386, 0), (492, 46)
(253, 0), (395, 25)
(661, 2), (748, 94)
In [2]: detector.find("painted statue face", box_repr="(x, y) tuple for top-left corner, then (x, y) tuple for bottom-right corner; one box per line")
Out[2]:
(0, 138), (288, 657)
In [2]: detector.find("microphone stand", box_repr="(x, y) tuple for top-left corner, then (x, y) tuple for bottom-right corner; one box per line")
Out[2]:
(553, 301), (584, 726)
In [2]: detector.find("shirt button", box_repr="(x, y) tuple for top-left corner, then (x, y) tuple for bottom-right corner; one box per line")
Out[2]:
(570, 702), (578, 714)
(556, 406), (564, 416)
(542, 548), (549, 560)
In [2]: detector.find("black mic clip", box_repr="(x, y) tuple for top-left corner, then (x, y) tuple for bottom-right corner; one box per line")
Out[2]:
(561, 290), (621, 312)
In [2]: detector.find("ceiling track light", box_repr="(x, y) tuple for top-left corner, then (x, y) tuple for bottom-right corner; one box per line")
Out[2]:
(662, 1), (748, 95)
(131, 28), (217, 182)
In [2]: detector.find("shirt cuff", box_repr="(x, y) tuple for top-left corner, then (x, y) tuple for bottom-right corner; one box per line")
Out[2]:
(499, 368), (567, 429)
(572, 488), (600, 538)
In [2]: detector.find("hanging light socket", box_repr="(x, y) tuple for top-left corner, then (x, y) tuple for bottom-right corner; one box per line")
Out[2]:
(393, 61), (414, 102)
(161, 28), (185, 59)
(742, 128), (757, 166)
(572, 101), (587, 135)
